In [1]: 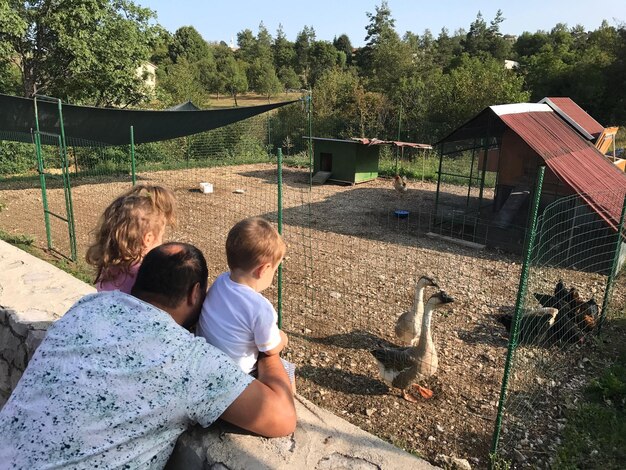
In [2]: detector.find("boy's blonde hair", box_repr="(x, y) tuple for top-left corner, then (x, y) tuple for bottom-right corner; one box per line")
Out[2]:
(86, 184), (176, 282)
(226, 217), (286, 272)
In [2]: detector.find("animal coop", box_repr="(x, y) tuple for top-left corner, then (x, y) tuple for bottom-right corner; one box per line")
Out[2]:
(311, 137), (380, 185)
(434, 99), (626, 273)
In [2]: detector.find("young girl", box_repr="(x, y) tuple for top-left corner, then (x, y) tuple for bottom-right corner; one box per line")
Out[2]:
(86, 184), (176, 293)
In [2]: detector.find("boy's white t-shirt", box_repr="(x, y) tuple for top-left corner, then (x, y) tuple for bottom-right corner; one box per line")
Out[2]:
(197, 272), (282, 374)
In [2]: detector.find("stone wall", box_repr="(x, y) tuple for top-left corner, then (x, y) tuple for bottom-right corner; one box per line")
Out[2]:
(0, 240), (436, 469)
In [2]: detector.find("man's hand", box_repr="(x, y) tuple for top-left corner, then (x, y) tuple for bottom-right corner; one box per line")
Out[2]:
(220, 352), (296, 437)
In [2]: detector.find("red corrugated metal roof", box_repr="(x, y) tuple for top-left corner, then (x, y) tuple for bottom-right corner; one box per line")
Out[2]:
(541, 97), (605, 139)
(499, 111), (626, 230)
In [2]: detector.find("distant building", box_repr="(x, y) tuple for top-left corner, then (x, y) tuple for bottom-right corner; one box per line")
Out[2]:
(136, 61), (157, 91)
(504, 60), (519, 70)
(503, 34), (517, 43)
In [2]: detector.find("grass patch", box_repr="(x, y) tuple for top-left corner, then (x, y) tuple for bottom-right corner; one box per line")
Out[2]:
(553, 315), (626, 469)
(0, 229), (94, 285)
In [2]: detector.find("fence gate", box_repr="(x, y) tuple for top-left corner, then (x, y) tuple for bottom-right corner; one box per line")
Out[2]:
(33, 95), (77, 261)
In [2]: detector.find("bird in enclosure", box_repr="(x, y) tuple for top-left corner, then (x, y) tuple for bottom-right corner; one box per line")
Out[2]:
(534, 279), (600, 334)
(395, 276), (439, 345)
(497, 306), (584, 345)
(393, 175), (408, 194)
(371, 291), (454, 402)
(497, 307), (559, 345)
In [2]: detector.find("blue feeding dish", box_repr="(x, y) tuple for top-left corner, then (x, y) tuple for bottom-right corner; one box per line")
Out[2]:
(394, 210), (409, 218)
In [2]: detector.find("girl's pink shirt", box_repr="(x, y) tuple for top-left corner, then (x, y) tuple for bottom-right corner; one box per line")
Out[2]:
(95, 263), (141, 294)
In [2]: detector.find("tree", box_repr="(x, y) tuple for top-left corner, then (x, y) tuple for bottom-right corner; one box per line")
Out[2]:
(249, 59), (282, 99)
(273, 24), (295, 70)
(360, 1), (413, 94)
(217, 55), (248, 105)
(158, 58), (208, 106)
(333, 34), (353, 64)
(294, 26), (316, 85)
(278, 66), (301, 90)
(169, 26), (211, 64)
(462, 10), (511, 60)
(427, 54), (530, 138)
(308, 41), (341, 86)
(1, 0), (157, 106)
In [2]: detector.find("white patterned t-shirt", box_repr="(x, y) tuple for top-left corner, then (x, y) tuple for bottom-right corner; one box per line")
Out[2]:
(0, 291), (253, 469)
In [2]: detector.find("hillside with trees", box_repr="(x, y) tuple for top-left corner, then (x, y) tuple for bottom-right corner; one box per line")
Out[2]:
(1, 0), (625, 144)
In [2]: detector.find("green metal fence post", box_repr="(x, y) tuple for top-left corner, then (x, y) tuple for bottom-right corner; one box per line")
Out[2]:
(56, 98), (77, 261)
(130, 126), (137, 186)
(395, 103), (402, 174)
(33, 97), (52, 250)
(490, 165), (545, 462)
(598, 193), (626, 334)
(277, 147), (284, 329)
(307, 91), (313, 187)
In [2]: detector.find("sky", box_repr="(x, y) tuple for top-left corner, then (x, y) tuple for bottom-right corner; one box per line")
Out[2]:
(142, 0), (626, 47)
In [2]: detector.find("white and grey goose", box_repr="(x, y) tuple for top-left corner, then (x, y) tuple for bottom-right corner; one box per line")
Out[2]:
(394, 276), (439, 345)
(372, 290), (454, 402)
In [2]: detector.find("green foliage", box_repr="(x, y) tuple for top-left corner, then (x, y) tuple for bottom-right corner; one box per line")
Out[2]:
(426, 54), (530, 139)
(0, 229), (33, 247)
(0, 140), (36, 175)
(3, 0), (157, 106)
(489, 453), (512, 470)
(587, 360), (626, 407)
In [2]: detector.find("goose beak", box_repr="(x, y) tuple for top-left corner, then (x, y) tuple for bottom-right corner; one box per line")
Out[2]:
(440, 292), (454, 304)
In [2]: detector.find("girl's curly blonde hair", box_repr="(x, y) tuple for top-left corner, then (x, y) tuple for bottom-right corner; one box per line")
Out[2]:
(86, 184), (176, 283)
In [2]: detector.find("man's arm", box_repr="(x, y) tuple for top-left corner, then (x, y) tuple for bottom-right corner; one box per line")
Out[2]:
(220, 352), (296, 437)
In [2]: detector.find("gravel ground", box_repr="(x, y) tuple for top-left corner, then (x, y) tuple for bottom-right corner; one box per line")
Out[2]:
(1, 163), (624, 468)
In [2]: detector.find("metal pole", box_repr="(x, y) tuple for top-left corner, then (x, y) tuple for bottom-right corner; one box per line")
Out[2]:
(395, 103), (402, 174)
(130, 126), (137, 186)
(307, 91), (313, 187)
(277, 147), (284, 329)
(434, 143), (444, 215)
(490, 165), (545, 459)
(33, 97), (52, 250)
(57, 98), (77, 261)
(598, 193), (626, 334)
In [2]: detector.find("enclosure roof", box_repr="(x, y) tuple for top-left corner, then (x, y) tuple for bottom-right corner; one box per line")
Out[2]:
(500, 110), (626, 230)
(437, 103), (626, 230)
(490, 103), (551, 115)
(165, 101), (201, 111)
(539, 97), (605, 140)
(308, 137), (431, 149)
(0, 93), (297, 146)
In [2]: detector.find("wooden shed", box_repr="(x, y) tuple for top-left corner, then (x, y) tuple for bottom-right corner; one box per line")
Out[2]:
(433, 100), (626, 272)
(311, 137), (380, 185)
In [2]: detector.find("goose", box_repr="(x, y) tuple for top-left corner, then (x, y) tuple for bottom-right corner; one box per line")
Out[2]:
(395, 276), (439, 345)
(372, 291), (454, 402)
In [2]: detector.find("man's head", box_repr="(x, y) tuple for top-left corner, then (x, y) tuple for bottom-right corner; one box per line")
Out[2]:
(131, 242), (208, 328)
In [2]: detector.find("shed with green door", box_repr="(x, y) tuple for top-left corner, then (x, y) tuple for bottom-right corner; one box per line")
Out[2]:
(311, 137), (380, 185)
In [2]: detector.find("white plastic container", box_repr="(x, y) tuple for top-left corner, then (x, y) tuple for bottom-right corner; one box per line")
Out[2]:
(199, 182), (213, 194)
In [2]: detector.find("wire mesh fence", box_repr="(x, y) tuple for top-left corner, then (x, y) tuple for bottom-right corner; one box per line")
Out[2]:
(491, 185), (626, 469)
(1, 107), (626, 467)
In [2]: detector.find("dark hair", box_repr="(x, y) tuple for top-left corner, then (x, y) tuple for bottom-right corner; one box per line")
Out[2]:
(131, 242), (208, 308)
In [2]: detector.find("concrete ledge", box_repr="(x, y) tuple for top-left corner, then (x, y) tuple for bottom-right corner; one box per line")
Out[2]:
(167, 395), (436, 469)
(0, 240), (436, 469)
(0, 241), (95, 406)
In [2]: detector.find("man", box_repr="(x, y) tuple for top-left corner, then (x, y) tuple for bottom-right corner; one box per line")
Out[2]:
(0, 243), (296, 469)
